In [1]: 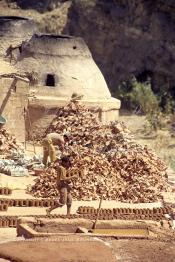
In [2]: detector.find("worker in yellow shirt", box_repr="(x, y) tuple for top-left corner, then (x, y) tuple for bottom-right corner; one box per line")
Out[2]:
(46, 156), (78, 217)
(42, 133), (70, 166)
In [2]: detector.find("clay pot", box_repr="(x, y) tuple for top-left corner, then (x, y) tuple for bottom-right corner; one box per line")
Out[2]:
(29, 199), (35, 207)
(8, 218), (14, 227)
(13, 218), (18, 227)
(2, 219), (8, 227)
(3, 204), (8, 211)
(50, 200), (55, 207)
(8, 188), (12, 195)
(34, 200), (40, 207)
(14, 199), (20, 207)
(4, 187), (9, 195)
(0, 188), (5, 195)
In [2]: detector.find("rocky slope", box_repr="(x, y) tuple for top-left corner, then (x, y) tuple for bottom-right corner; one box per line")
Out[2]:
(2, 0), (175, 95)
(63, 0), (175, 94)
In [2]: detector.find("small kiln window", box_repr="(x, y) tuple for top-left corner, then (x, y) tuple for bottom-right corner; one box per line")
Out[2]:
(46, 74), (55, 86)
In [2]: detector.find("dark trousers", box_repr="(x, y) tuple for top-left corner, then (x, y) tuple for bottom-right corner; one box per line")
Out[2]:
(56, 185), (72, 208)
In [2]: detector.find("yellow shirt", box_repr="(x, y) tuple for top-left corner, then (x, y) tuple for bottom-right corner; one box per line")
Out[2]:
(56, 166), (84, 187)
(46, 133), (64, 146)
(57, 166), (67, 186)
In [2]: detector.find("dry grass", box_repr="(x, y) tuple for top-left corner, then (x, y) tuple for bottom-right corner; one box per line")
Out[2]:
(119, 114), (175, 170)
(0, 0), (71, 34)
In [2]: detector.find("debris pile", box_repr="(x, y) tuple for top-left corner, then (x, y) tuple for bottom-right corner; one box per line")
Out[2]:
(29, 102), (170, 202)
(0, 128), (20, 158)
(29, 167), (58, 198)
(0, 128), (44, 176)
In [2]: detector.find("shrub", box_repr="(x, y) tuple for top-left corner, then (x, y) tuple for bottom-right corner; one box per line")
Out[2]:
(114, 77), (164, 131)
(129, 78), (160, 115)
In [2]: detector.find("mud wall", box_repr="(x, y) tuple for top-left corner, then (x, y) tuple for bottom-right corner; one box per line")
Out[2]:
(0, 78), (29, 142)
(27, 96), (120, 140)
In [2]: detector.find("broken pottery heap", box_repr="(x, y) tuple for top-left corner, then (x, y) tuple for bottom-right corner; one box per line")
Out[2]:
(29, 102), (170, 203)
(0, 128), (20, 158)
(0, 128), (42, 177)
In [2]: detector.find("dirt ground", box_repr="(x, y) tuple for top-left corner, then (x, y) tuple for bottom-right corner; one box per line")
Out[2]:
(120, 114), (175, 167)
(111, 239), (175, 262)
(0, 114), (174, 261)
(0, 239), (116, 262)
(0, 238), (175, 262)
(0, 228), (19, 244)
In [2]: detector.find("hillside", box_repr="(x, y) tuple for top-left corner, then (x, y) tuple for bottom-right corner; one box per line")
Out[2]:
(0, 0), (175, 96)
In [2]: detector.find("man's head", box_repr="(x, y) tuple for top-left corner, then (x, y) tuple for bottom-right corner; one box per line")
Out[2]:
(71, 92), (83, 101)
(63, 132), (71, 142)
(42, 137), (52, 146)
(61, 156), (72, 168)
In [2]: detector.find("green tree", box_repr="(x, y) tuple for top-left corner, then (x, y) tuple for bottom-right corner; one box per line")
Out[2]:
(129, 78), (159, 115)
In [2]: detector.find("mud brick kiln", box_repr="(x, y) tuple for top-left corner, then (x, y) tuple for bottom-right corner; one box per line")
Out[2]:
(0, 16), (120, 142)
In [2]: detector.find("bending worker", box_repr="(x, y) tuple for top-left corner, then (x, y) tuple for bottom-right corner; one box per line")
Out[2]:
(42, 132), (69, 166)
(46, 156), (78, 217)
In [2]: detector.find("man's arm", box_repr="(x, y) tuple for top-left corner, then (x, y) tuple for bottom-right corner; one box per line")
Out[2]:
(56, 166), (65, 184)
(56, 166), (75, 181)
(59, 142), (64, 151)
(46, 133), (64, 149)
(61, 174), (77, 181)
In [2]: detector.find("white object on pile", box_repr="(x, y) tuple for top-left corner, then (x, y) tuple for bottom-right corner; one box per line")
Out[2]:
(172, 221), (175, 230)
(0, 159), (29, 177)
(10, 166), (29, 177)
